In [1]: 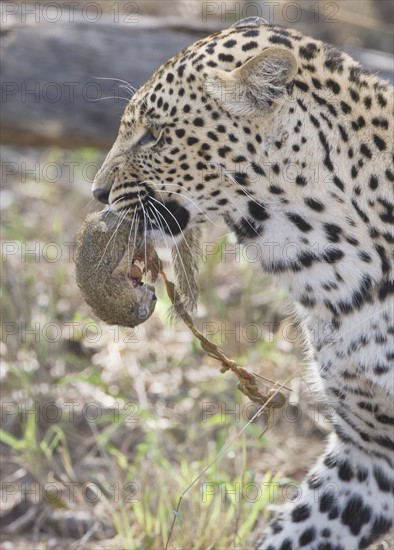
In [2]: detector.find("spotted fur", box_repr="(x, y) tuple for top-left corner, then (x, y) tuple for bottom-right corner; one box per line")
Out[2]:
(93, 18), (394, 550)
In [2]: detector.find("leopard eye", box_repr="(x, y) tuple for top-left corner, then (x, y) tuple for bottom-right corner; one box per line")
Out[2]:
(139, 126), (163, 147)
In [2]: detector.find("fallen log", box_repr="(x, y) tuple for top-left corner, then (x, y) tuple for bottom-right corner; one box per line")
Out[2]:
(0, 15), (215, 149)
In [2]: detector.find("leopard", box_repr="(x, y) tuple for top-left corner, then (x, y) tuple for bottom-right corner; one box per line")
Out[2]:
(92, 17), (394, 550)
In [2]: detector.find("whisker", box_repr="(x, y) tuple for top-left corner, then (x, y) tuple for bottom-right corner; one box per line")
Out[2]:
(209, 161), (277, 208)
(144, 181), (224, 227)
(90, 76), (138, 97)
(139, 199), (149, 280)
(89, 96), (129, 103)
(83, 197), (96, 210)
(132, 209), (140, 254)
(147, 195), (194, 257)
(95, 208), (129, 270)
(126, 209), (138, 268)
(104, 197), (126, 216)
(146, 202), (171, 249)
(143, 201), (166, 283)
(118, 84), (138, 97)
(148, 200), (196, 301)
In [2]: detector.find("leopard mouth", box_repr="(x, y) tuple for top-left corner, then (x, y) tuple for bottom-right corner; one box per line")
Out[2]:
(110, 182), (190, 236)
(145, 199), (190, 236)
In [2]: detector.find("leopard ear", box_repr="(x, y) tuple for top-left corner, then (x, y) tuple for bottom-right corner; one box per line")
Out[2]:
(205, 48), (297, 116)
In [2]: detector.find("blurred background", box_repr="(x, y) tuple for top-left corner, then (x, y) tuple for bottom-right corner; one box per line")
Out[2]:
(1, 1), (393, 549)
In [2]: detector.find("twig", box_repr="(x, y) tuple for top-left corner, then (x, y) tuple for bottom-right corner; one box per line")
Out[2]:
(160, 269), (290, 409)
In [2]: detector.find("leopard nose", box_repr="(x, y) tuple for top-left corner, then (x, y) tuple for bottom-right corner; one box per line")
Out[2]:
(93, 188), (110, 204)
